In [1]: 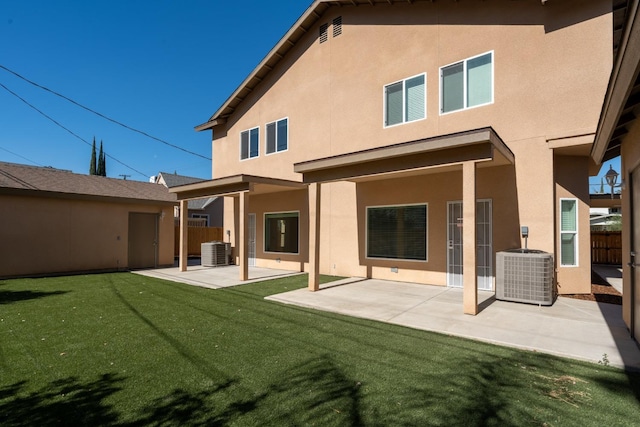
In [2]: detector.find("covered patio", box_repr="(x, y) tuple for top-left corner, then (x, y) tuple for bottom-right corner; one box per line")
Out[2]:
(295, 127), (515, 315)
(170, 128), (516, 316)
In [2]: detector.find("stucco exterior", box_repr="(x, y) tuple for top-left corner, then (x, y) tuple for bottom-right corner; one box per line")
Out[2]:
(176, 0), (615, 309)
(0, 195), (174, 278)
(0, 162), (176, 278)
(590, 0), (638, 342)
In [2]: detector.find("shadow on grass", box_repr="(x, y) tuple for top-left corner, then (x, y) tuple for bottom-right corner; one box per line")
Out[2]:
(131, 354), (362, 426)
(0, 290), (68, 305)
(0, 374), (123, 426)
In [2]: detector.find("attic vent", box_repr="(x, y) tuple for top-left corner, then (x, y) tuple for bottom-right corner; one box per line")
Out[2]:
(319, 23), (328, 43)
(333, 16), (342, 37)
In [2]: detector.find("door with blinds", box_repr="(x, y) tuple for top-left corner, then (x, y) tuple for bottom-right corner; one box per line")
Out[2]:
(447, 200), (493, 290)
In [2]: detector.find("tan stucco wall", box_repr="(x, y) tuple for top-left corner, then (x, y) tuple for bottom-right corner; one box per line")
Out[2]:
(554, 155), (592, 294)
(0, 195), (174, 278)
(227, 190), (309, 271)
(620, 119), (640, 328)
(215, 0), (611, 290)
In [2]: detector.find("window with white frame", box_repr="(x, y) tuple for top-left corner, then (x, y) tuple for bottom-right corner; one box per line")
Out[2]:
(560, 199), (578, 266)
(440, 51), (493, 114)
(366, 204), (427, 261)
(190, 213), (209, 227)
(264, 212), (299, 254)
(266, 118), (288, 154)
(384, 74), (426, 127)
(240, 127), (259, 160)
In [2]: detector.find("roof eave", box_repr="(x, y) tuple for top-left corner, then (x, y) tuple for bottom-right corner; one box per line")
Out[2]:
(201, 0), (329, 126)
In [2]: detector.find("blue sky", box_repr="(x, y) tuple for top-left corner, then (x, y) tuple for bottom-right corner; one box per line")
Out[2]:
(0, 1), (310, 181)
(0, 1), (622, 186)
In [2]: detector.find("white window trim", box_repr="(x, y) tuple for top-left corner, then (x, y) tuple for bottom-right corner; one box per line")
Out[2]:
(263, 210), (300, 255)
(239, 126), (260, 161)
(191, 213), (210, 227)
(265, 117), (289, 156)
(439, 50), (494, 116)
(383, 72), (427, 129)
(365, 203), (428, 262)
(559, 197), (579, 267)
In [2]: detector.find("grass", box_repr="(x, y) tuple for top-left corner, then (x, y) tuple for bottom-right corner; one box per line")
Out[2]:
(1, 272), (639, 426)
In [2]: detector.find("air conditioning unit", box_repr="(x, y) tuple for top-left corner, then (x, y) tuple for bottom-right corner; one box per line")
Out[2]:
(201, 242), (231, 267)
(496, 249), (554, 305)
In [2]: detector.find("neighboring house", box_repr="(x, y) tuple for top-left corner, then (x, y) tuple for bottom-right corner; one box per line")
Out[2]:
(0, 161), (177, 278)
(592, 1), (640, 343)
(172, 0), (616, 315)
(154, 171), (222, 227)
(590, 212), (622, 231)
(590, 194), (622, 230)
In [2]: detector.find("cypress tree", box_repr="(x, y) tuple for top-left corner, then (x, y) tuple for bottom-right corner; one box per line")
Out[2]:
(101, 141), (107, 177)
(101, 148), (107, 177)
(89, 137), (97, 175)
(97, 140), (106, 176)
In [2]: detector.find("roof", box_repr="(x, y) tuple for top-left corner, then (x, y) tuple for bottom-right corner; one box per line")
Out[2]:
(196, 0), (622, 132)
(294, 127), (514, 183)
(0, 161), (177, 204)
(187, 197), (218, 210)
(169, 175), (307, 200)
(592, 0), (638, 163)
(157, 171), (207, 188)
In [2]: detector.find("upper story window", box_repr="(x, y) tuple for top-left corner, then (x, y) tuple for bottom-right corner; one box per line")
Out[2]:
(384, 73), (426, 127)
(440, 51), (493, 114)
(266, 118), (288, 155)
(240, 127), (259, 160)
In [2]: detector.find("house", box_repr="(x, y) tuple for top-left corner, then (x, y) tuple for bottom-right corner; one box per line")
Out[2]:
(0, 161), (177, 278)
(592, 0), (640, 342)
(154, 171), (223, 227)
(172, 0), (615, 315)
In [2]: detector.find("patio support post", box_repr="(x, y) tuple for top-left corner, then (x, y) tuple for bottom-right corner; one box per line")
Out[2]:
(308, 182), (321, 291)
(463, 161), (478, 315)
(239, 191), (249, 281)
(179, 199), (189, 272)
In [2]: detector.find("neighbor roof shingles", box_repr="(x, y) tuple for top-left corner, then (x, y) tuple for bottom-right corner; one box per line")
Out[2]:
(0, 162), (177, 203)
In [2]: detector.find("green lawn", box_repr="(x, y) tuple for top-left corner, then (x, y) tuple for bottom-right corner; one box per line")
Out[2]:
(1, 272), (638, 426)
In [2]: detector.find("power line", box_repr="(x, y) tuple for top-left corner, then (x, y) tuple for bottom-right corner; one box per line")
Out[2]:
(0, 81), (150, 179)
(0, 64), (211, 161)
(0, 145), (44, 167)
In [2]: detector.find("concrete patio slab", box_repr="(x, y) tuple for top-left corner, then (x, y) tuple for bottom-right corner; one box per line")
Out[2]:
(592, 264), (624, 294)
(267, 279), (640, 371)
(134, 264), (303, 289)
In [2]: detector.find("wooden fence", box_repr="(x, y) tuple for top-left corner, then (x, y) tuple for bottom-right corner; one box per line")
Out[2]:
(591, 231), (622, 265)
(174, 226), (224, 256)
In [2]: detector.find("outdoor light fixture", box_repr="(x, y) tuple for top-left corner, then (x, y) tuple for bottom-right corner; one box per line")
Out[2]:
(605, 165), (619, 199)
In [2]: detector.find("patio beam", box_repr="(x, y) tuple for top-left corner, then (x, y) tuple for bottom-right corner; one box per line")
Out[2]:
(238, 191), (250, 281)
(462, 161), (478, 315)
(179, 199), (189, 272)
(308, 182), (321, 291)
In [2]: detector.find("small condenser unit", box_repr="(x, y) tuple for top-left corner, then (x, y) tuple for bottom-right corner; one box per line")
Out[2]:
(201, 242), (231, 267)
(496, 249), (554, 305)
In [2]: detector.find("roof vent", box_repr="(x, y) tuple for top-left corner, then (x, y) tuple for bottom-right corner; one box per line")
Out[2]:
(319, 23), (328, 44)
(333, 16), (342, 37)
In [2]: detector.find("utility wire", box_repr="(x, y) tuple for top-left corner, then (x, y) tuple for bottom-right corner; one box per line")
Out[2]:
(0, 64), (211, 161)
(0, 81), (149, 179)
(0, 145), (44, 167)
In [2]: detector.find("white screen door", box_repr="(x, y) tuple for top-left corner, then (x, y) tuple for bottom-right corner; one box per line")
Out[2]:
(248, 213), (256, 267)
(447, 200), (493, 290)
